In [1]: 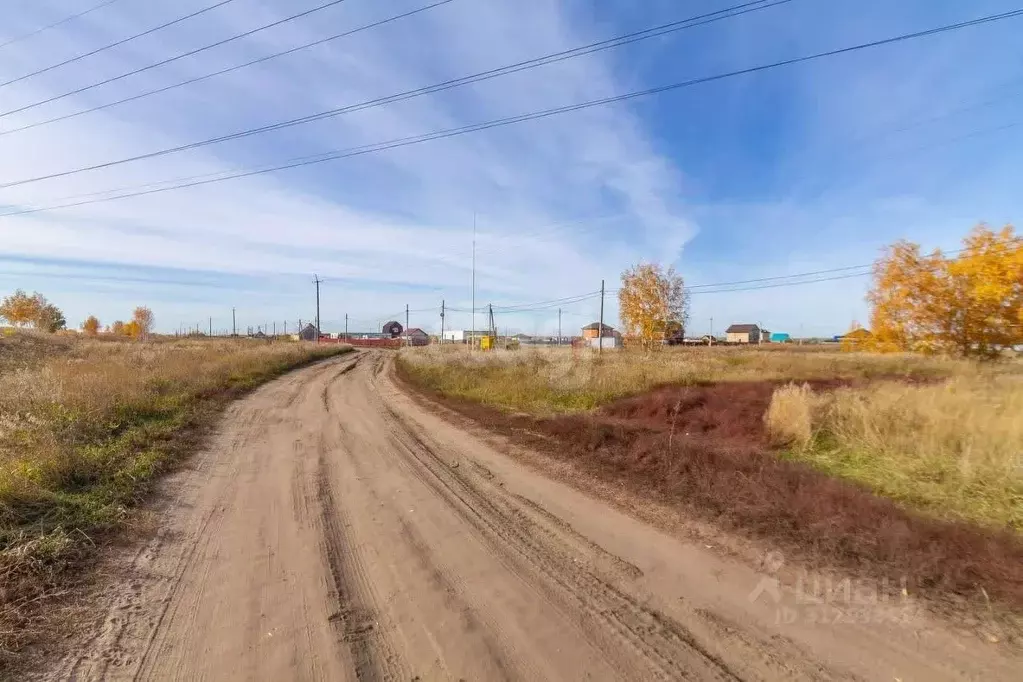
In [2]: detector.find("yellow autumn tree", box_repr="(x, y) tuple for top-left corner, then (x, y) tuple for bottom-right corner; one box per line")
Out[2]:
(867, 224), (1022, 358)
(124, 320), (141, 339)
(82, 316), (100, 336)
(132, 306), (154, 339)
(0, 289), (43, 327)
(618, 263), (689, 350)
(110, 320), (126, 336)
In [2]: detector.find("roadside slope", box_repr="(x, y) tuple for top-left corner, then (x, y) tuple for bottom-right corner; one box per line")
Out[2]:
(43, 351), (1021, 680)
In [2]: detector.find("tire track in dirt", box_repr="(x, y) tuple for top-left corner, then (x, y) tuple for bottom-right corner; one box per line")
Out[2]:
(315, 435), (401, 681)
(377, 401), (741, 681)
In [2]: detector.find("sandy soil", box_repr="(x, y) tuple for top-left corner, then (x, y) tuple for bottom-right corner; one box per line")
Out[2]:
(39, 351), (1020, 681)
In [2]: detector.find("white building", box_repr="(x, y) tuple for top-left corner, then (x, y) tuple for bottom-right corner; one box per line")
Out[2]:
(441, 330), (490, 343)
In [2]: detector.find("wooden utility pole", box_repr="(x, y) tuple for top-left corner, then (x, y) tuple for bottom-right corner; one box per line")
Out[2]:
(313, 275), (322, 342)
(344, 313), (348, 341)
(598, 279), (605, 355)
(209, 317), (212, 337)
(405, 304), (410, 347)
(232, 307), (236, 336)
(471, 212), (477, 350)
(558, 307), (562, 346)
(440, 300), (445, 344)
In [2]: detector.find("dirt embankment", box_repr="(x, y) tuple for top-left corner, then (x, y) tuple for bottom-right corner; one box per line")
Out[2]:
(396, 368), (1023, 616)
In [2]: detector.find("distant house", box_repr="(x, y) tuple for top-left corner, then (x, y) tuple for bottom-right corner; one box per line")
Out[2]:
(725, 324), (761, 344)
(838, 327), (873, 346)
(404, 328), (430, 346)
(581, 322), (617, 339)
(844, 328), (872, 340)
(442, 329), (490, 343)
(297, 323), (318, 341)
(382, 320), (404, 338)
(581, 322), (621, 349)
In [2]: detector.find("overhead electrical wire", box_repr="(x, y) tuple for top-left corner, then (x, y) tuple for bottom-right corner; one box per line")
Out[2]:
(0, 0), (364, 119)
(5, 238), (1020, 305)
(0, 5), (1019, 211)
(0, 0), (241, 90)
(0, 0), (457, 137)
(0, 0), (794, 185)
(0, 0), (123, 51)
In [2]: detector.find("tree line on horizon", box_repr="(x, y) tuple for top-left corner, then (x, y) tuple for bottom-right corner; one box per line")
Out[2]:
(0, 290), (154, 339)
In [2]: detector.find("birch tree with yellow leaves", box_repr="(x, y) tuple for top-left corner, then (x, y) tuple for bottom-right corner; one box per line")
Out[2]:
(618, 263), (689, 350)
(867, 224), (1022, 358)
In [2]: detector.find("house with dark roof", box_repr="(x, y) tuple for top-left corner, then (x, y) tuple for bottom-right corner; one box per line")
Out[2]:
(580, 322), (617, 339)
(297, 323), (319, 341)
(725, 323), (761, 344)
(382, 320), (403, 338)
(404, 327), (430, 346)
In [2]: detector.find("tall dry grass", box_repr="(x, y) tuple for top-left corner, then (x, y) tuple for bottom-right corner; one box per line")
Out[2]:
(399, 345), (980, 414)
(765, 376), (1023, 529)
(0, 332), (348, 661)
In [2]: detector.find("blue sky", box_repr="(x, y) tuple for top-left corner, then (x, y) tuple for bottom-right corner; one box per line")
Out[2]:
(1, 0), (1021, 336)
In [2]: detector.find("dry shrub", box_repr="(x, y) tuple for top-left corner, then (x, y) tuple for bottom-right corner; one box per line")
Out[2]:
(763, 383), (818, 448)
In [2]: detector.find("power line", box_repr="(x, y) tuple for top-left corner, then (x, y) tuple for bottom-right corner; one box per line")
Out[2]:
(0, 0), (123, 51)
(0, 0), (363, 120)
(0, 0), (240, 90)
(0, 0), (456, 137)
(0, 0), (793, 186)
(2, 6), (1020, 213)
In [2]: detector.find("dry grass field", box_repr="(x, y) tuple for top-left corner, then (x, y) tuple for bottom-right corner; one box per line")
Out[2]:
(0, 331), (349, 659)
(399, 344), (974, 413)
(398, 345), (1023, 612)
(766, 376), (1023, 529)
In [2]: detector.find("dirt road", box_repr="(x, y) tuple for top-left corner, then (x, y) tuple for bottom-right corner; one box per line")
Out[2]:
(47, 351), (1019, 680)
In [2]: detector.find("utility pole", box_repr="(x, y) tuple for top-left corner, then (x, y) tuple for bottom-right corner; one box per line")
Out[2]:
(471, 212), (477, 350)
(344, 314), (348, 341)
(405, 304), (410, 347)
(558, 308), (562, 347)
(232, 307), (236, 337)
(710, 316), (714, 346)
(273, 321), (276, 338)
(313, 275), (322, 342)
(209, 317), (212, 337)
(440, 299), (445, 343)
(598, 279), (605, 355)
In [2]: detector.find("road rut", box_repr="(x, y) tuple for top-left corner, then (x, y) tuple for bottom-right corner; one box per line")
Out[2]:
(45, 351), (1021, 681)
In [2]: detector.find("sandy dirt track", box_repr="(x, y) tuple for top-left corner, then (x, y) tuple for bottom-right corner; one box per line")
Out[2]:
(44, 351), (1020, 681)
